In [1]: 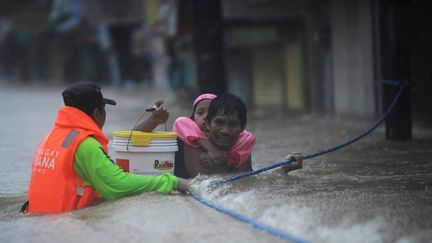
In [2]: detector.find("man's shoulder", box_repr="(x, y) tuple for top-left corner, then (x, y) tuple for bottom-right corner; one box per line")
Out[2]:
(80, 136), (100, 145)
(174, 138), (189, 178)
(77, 136), (102, 153)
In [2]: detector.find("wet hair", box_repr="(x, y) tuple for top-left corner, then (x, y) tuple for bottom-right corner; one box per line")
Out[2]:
(206, 93), (247, 130)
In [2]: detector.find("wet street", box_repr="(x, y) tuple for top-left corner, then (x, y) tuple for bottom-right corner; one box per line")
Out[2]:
(0, 84), (431, 243)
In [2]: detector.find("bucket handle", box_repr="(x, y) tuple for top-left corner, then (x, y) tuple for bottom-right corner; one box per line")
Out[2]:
(127, 107), (167, 150)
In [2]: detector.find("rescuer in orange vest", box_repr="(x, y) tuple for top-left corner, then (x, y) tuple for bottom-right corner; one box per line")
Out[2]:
(23, 81), (189, 214)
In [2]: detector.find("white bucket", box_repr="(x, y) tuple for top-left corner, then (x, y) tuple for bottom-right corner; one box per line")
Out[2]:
(112, 131), (178, 175)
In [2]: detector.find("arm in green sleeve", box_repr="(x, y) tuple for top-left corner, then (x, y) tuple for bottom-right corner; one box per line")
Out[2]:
(73, 137), (179, 200)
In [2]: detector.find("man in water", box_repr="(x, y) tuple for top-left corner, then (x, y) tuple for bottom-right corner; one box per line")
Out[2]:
(23, 81), (189, 214)
(172, 93), (303, 178)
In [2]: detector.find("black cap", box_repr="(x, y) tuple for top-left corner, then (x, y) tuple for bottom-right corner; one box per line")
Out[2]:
(62, 81), (116, 114)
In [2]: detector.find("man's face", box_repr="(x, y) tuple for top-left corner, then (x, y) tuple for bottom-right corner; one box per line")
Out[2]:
(92, 105), (106, 128)
(207, 111), (242, 150)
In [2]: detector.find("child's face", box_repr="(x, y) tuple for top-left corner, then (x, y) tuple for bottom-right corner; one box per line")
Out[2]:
(193, 99), (212, 132)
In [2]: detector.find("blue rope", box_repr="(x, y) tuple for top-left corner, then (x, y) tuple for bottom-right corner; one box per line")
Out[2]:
(190, 80), (407, 242)
(190, 192), (308, 243)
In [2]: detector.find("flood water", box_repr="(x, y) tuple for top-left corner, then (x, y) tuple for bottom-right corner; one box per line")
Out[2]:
(0, 84), (431, 243)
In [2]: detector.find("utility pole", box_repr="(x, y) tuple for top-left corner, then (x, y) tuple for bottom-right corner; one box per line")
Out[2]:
(378, 0), (412, 140)
(191, 0), (227, 95)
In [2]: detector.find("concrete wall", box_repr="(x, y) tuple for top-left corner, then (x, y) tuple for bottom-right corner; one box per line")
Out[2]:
(331, 0), (375, 117)
(283, 30), (305, 110)
(252, 46), (284, 107)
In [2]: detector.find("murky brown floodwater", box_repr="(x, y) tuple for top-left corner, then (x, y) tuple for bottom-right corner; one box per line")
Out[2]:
(0, 84), (431, 243)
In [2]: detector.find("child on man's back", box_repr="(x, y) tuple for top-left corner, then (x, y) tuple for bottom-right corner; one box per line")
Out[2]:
(172, 93), (255, 169)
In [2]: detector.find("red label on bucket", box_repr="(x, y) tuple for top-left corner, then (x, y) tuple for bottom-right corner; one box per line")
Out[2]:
(116, 159), (130, 172)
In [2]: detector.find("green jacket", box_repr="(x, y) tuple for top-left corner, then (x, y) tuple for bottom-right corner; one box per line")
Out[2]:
(74, 137), (179, 200)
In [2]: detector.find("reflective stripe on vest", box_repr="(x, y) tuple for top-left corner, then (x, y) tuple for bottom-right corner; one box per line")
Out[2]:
(62, 129), (80, 148)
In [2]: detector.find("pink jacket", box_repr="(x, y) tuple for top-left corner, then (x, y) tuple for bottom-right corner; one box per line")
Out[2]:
(172, 117), (255, 168)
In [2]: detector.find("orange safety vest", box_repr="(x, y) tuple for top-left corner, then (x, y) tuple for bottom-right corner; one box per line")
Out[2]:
(27, 106), (110, 213)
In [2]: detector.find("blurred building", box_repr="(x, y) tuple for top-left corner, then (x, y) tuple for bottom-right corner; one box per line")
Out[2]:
(163, 0), (431, 138)
(0, 0), (167, 87)
(0, 0), (52, 82)
(0, 0), (431, 135)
